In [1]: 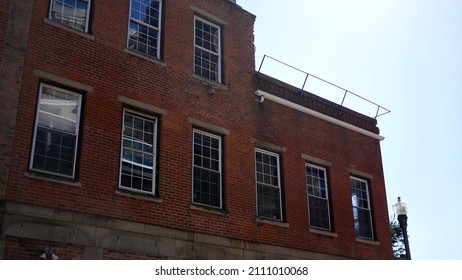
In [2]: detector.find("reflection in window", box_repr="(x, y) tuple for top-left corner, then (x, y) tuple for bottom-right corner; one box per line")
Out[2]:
(127, 0), (162, 58)
(351, 177), (374, 239)
(49, 0), (91, 32)
(30, 84), (82, 178)
(119, 109), (157, 194)
(194, 16), (221, 83)
(255, 149), (282, 220)
(192, 129), (222, 208)
(306, 163), (331, 230)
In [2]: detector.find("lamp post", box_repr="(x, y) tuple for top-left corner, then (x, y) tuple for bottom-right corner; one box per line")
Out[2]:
(393, 196), (411, 260)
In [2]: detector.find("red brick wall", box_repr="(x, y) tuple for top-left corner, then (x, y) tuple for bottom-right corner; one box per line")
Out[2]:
(4, 0), (392, 259)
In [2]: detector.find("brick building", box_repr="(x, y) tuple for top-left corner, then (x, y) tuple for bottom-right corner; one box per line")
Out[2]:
(0, 0), (393, 259)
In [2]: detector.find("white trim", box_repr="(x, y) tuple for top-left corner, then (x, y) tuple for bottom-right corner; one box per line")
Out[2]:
(255, 90), (385, 141)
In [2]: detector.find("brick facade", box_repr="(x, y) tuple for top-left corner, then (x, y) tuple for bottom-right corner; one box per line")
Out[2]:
(0, 0), (393, 259)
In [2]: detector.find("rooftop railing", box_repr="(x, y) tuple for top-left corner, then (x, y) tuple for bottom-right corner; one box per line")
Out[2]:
(257, 55), (390, 119)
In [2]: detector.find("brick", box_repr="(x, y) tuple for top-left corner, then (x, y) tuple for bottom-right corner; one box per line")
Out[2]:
(1, 0), (392, 260)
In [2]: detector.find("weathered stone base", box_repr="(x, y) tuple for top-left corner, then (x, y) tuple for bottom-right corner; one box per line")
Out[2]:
(1, 202), (348, 260)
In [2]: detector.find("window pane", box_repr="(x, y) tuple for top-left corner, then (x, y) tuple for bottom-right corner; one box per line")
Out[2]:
(128, 0), (162, 58)
(30, 84), (81, 178)
(257, 184), (281, 220)
(50, 0), (90, 32)
(192, 130), (222, 208)
(255, 149), (281, 220)
(194, 17), (221, 82)
(38, 86), (79, 133)
(351, 177), (373, 239)
(119, 110), (157, 194)
(306, 164), (331, 230)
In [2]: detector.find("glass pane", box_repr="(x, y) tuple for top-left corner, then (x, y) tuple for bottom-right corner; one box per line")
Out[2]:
(257, 184), (281, 219)
(123, 149), (133, 161)
(144, 155), (153, 166)
(142, 179), (153, 192)
(50, 0), (88, 32)
(211, 159), (219, 171)
(38, 86), (79, 133)
(133, 152), (143, 164)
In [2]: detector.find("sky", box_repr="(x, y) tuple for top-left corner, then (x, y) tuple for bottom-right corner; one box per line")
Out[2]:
(239, 0), (462, 260)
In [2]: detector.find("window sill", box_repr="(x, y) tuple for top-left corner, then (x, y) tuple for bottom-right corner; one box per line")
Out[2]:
(24, 171), (82, 187)
(191, 204), (227, 216)
(192, 74), (228, 90)
(356, 237), (381, 246)
(256, 217), (289, 228)
(43, 18), (95, 40)
(115, 189), (162, 203)
(124, 48), (167, 66)
(309, 228), (338, 237)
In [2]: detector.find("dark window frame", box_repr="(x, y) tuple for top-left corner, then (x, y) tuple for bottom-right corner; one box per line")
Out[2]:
(194, 15), (222, 83)
(127, 0), (163, 59)
(255, 148), (283, 221)
(29, 83), (83, 179)
(192, 128), (223, 209)
(119, 108), (159, 196)
(306, 162), (332, 231)
(351, 176), (374, 239)
(48, 0), (92, 33)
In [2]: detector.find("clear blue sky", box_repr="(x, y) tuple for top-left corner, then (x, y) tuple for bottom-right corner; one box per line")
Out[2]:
(239, 0), (462, 260)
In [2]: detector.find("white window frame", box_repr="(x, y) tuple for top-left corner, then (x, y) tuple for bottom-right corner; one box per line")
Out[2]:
(306, 163), (331, 231)
(127, 0), (162, 59)
(194, 16), (222, 83)
(48, 0), (91, 33)
(29, 83), (82, 178)
(192, 129), (223, 209)
(350, 176), (374, 239)
(255, 148), (282, 221)
(119, 108), (158, 195)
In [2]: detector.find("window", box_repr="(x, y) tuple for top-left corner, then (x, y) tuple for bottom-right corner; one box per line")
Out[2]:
(192, 129), (222, 208)
(49, 0), (91, 33)
(127, 0), (162, 59)
(351, 177), (374, 239)
(194, 16), (221, 83)
(306, 163), (331, 230)
(30, 83), (82, 178)
(255, 149), (282, 220)
(119, 109), (157, 195)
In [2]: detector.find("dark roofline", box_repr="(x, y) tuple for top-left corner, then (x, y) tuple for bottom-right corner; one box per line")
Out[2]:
(255, 72), (380, 134)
